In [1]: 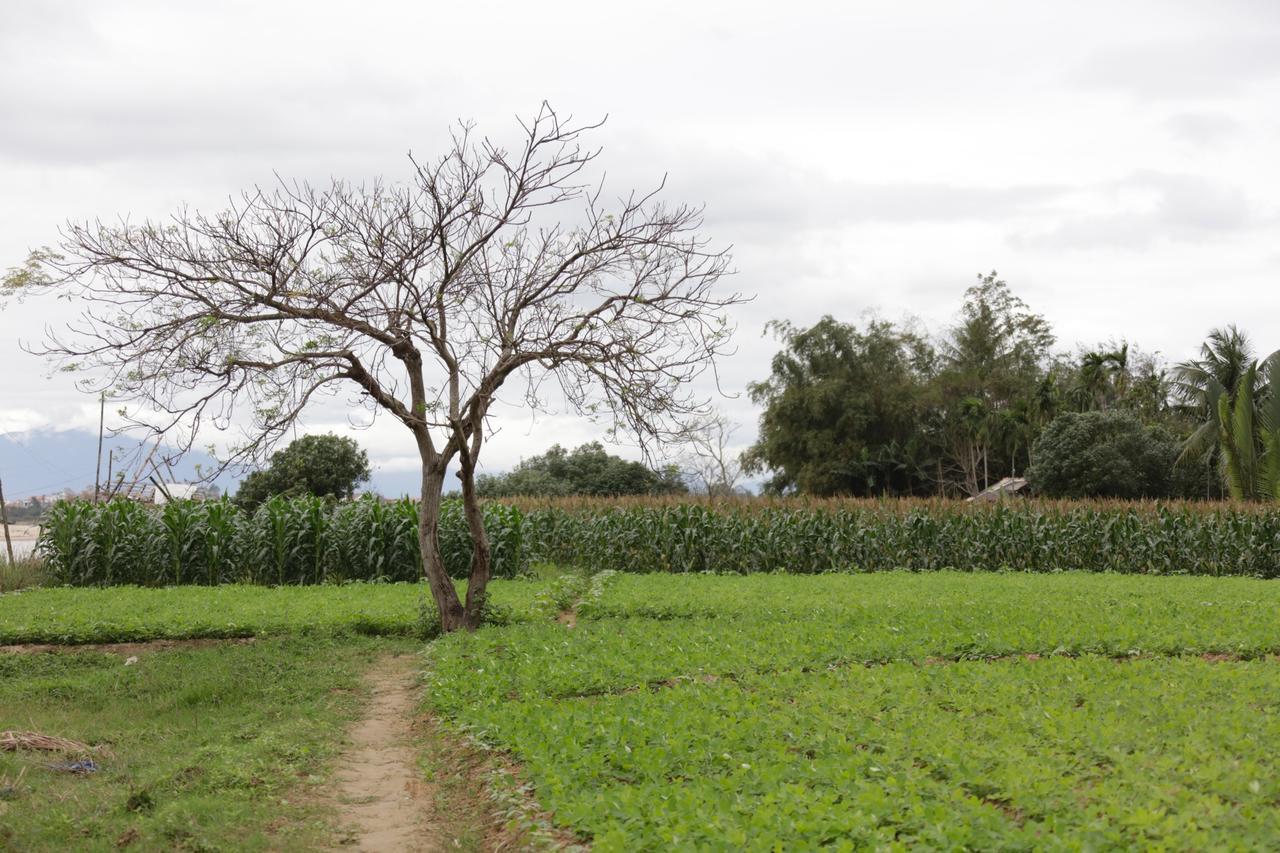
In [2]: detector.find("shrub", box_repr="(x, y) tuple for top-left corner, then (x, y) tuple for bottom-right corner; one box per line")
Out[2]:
(1027, 411), (1185, 499)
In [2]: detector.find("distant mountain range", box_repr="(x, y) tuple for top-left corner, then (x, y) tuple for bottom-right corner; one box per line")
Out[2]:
(0, 428), (423, 501)
(0, 429), (233, 501)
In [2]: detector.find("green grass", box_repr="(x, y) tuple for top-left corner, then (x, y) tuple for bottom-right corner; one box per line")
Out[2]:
(8, 571), (1280, 849)
(0, 636), (416, 852)
(426, 572), (1280, 850)
(0, 556), (46, 593)
(0, 580), (558, 645)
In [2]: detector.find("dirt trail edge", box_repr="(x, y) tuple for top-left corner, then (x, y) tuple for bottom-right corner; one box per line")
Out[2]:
(329, 654), (438, 852)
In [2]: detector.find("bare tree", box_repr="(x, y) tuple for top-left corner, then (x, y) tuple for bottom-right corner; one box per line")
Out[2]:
(5, 105), (740, 631)
(678, 410), (746, 497)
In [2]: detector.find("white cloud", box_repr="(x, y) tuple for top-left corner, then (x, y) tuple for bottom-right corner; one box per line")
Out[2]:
(2, 0), (1279, 487)
(1164, 112), (1244, 147)
(1011, 171), (1263, 250)
(0, 409), (50, 436)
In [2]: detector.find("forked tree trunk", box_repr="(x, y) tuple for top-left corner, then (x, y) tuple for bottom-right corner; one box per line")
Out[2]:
(457, 459), (492, 631)
(418, 465), (466, 632)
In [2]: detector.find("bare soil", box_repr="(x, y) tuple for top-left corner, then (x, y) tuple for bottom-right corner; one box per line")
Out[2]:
(2, 524), (39, 540)
(329, 654), (438, 852)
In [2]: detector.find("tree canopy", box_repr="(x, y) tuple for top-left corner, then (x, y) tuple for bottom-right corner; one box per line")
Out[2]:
(1026, 411), (1186, 499)
(745, 316), (934, 496)
(234, 434), (371, 509)
(476, 442), (685, 497)
(743, 272), (1249, 500)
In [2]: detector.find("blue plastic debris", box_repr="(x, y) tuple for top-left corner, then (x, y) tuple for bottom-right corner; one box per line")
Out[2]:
(48, 758), (98, 774)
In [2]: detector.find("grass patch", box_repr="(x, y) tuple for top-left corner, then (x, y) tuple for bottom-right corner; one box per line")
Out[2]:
(0, 636), (416, 851)
(426, 572), (1280, 850)
(0, 556), (46, 593)
(0, 580), (559, 645)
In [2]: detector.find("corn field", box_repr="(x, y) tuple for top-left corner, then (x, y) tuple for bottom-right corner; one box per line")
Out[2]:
(37, 496), (526, 586)
(35, 495), (1280, 586)
(516, 498), (1280, 577)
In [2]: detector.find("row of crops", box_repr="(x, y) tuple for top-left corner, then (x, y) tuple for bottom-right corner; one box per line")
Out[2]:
(520, 500), (1280, 577)
(33, 496), (1280, 586)
(424, 573), (1280, 849)
(35, 496), (525, 586)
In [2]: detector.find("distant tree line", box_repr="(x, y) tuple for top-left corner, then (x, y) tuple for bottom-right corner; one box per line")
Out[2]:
(744, 272), (1278, 501)
(476, 442), (686, 498)
(230, 281), (1279, 505)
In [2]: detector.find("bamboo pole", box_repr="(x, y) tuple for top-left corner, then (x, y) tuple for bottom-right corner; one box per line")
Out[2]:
(0, 474), (14, 565)
(93, 393), (105, 503)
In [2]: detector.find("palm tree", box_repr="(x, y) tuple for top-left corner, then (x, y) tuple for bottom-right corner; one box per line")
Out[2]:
(1257, 352), (1280, 501)
(1174, 326), (1279, 500)
(1071, 343), (1130, 411)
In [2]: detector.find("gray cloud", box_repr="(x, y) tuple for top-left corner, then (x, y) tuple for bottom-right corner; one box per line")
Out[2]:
(635, 144), (1069, 239)
(1011, 171), (1261, 250)
(1164, 112), (1244, 147)
(1073, 34), (1280, 98)
(3, 0), (1279, 488)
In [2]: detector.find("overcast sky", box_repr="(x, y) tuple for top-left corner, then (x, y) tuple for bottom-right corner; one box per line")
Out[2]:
(2, 0), (1279, 494)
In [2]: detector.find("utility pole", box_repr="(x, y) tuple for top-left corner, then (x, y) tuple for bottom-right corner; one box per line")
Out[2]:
(0, 473), (14, 565)
(94, 392), (105, 503)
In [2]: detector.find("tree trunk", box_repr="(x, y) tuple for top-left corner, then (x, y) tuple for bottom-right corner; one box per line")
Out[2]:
(418, 465), (465, 632)
(457, 459), (492, 631)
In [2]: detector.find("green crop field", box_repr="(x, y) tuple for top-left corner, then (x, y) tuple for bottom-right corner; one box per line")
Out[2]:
(3, 571), (1279, 850)
(427, 572), (1280, 850)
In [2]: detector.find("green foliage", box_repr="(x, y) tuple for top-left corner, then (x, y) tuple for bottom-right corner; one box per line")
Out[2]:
(518, 499), (1280, 577)
(0, 637), (403, 851)
(35, 494), (1280, 590)
(0, 581), (556, 645)
(1027, 410), (1191, 498)
(234, 433), (371, 510)
(746, 316), (936, 495)
(746, 277), (1273, 500)
(476, 442), (686, 498)
(929, 271), (1056, 495)
(1260, 353), (1280, 501)
(746, 273), (1061, 498)
(0, 555), (45, 592)
(36, 496), (527, 587)
(426, 573), (1280, 850)
(1173, 326), (1280, 501)
(1212, 353), (1280, 501)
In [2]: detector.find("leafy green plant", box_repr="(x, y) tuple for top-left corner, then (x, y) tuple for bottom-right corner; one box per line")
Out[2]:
(426, 572), (1280, 850)
(519, 499), (1280, 578)
(36, 496), (527, 587)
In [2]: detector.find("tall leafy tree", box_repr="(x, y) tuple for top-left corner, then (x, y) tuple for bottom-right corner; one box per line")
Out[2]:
(745, 316), (936, 496)
(235, 434), (370, 509)
(931, 272), (1054, 495)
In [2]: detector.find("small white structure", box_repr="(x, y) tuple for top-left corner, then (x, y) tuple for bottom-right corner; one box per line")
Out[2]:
(967, 477), (1030, 503)
(153, 483), (201, 505)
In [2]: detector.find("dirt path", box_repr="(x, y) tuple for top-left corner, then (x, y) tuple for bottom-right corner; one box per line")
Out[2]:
(329, 654), (438, 852)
